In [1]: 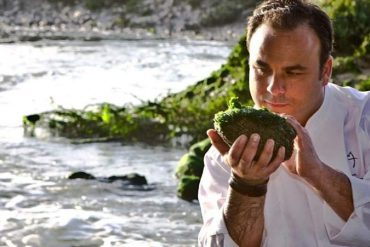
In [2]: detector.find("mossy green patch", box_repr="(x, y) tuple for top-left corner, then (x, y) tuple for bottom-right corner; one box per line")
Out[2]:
(214, 98), (296, 161)
(176, 175), (200, 202)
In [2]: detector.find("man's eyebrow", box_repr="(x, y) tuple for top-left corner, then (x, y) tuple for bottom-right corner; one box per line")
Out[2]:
(251, 60), (307, 71)
(285, 65), (307, 70)
(253, 59), (270, 67)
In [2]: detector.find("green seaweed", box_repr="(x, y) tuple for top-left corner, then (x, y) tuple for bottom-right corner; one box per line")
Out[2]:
(214, 97), (296, 161)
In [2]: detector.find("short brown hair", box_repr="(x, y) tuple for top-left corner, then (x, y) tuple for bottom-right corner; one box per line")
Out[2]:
(246, 0), (333, 69)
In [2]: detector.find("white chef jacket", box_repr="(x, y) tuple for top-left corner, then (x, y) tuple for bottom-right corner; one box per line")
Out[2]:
(198, 83), (370, 247)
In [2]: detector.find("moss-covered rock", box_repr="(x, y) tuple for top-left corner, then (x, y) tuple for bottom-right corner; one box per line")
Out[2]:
(175, 138), (211, 201)
(176, 175), (201, 202)
(23, 103), (170, 144)
(188, 137), (212, 158)
(176, 153), (204, 179)
(214, 98), (296, 161)
(175, 139), (211, 178)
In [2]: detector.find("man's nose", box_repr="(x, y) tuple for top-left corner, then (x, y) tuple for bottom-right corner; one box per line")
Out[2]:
(266, 74), (286, 95)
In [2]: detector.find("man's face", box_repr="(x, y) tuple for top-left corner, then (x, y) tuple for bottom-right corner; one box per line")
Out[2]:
(248, 23), (332, 126)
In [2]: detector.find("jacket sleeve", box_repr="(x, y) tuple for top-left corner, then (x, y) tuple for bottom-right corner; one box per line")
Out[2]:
(323, 174), (370, 246)
(323, 101), (370, 246)
(198, 146), (238, 247)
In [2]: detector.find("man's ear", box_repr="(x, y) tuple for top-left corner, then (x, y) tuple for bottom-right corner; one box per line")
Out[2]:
(321, 56), (333, 86)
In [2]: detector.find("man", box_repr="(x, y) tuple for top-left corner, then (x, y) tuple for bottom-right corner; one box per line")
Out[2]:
(198, 0), (370, 246)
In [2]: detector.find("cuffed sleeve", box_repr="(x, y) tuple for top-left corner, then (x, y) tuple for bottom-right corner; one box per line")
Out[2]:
(198, 206), (239, 247)
(323, 175), (370, 246)
(198, 146), (238, 247)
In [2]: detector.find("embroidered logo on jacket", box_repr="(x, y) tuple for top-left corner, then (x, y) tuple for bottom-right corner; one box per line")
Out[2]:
(347, 151), (364, 178)
(347, 152), (358, 168)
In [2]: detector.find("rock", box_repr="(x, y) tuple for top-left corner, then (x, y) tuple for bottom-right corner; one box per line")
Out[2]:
(68, 171), (96, 180)
(18, 35), (42, 42)
(175, 153), (204, 179)
(22, 104), (171, 144)
(214, 97), (296, 161)
(175, 138), (211, 179)
(68, 171), (148, 186)
(105, 173), (147, 186)
(189, 137), (211, 157)
(177, 175), (200, 202)
(175, 138), (211, 201)
(23, 114), (40, 124)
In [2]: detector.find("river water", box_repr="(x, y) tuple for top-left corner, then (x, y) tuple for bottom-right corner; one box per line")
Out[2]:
(0, 39), (231, 246)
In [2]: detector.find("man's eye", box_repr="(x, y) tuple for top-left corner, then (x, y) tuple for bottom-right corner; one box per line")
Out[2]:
(287, 71), (303, 76)
(254, 67), (269, 75)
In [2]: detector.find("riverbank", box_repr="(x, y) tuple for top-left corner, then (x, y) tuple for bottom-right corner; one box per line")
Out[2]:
(0, 0), (254, 43)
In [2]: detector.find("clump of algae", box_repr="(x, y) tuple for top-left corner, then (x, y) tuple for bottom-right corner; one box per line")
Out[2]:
(214, 97), (296, 161)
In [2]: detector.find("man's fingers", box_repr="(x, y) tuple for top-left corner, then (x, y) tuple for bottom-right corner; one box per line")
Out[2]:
(285, 115), (310, 149)
(207, 129), (230, 155)
(257, 139), (275, 166)
(228, 135), (248, 167)
(265, 146), (285, 175)
(239, 133), (260, 168)
(285, 116), (304, 137)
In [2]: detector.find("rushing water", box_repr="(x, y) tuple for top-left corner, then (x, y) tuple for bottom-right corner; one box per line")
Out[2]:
(0, 38), (231, 246)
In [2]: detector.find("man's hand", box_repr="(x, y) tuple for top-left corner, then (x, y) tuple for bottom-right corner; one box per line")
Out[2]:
(284, 116), (324, 182)
(207, 129), (285, 184)
(207, 129), (285, 246)
(283, 116), (354, 220)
